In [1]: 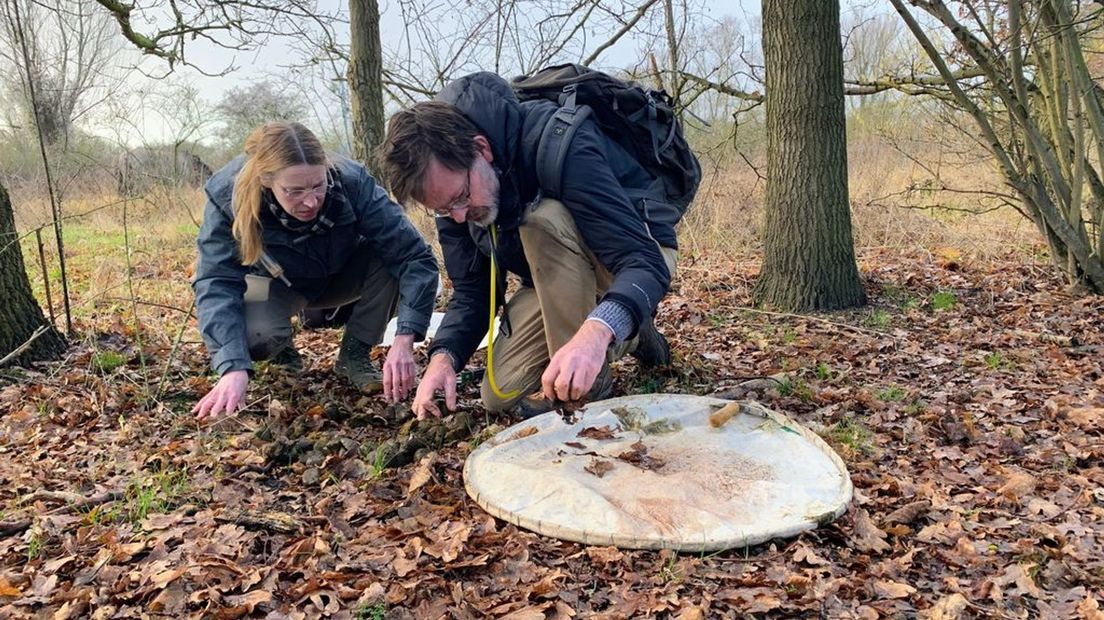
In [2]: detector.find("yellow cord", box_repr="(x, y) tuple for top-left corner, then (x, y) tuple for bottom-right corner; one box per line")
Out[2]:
(486, 226), (520, 401)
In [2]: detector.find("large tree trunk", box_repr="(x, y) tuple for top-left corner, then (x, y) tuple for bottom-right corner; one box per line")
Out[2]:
(0, 182), (64, 366)
(755, 0), (866, 311)
(348, 0), (385, 176)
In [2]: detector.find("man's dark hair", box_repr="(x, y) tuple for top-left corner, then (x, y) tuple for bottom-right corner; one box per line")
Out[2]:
(376, 101), (481, 207)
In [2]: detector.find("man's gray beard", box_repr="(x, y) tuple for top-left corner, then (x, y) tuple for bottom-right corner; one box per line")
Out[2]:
(470, 161), (500, 227)
(471, 203), (499, 227)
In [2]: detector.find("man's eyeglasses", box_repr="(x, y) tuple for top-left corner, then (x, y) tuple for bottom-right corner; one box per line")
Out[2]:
(430, 168), (472, 217)
(278, 178), (333, 202)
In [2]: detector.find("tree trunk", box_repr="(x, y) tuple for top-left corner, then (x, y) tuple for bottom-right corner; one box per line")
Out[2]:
(0, 182), (64, 366)
(348, 0), (385, 177)
(755, 0), (866, 311)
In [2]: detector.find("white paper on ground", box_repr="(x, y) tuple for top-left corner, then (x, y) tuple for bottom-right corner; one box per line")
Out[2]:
(464, 394), (853, 551)
(379, 312), (497, 350)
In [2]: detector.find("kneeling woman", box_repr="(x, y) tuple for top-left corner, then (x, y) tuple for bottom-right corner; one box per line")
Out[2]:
(192, 122), (438, 419)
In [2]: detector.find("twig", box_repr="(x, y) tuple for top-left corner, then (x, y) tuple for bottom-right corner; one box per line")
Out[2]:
(23, 489), (124, 513)
(725, 305), (891, 338)
(215, 510), (305, 534)
(156, 299), (196, 400)
(35, 228), (55, 328)
(102, 297), (195, 315)
(0, 325), (51, 367)
(0, 519), (31, 536)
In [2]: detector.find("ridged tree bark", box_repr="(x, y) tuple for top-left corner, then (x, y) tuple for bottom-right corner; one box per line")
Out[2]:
(755, 0), (866, 311)
(348, 0), (385, 176)
(0, 182), (64, 366)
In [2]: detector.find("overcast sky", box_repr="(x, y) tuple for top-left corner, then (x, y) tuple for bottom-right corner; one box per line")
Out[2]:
(108, 0), (882, 145)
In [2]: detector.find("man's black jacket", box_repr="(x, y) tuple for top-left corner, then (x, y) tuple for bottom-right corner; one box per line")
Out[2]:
(428, 72), (675, 370)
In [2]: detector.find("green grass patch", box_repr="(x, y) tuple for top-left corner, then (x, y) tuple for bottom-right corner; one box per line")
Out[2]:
(984, 352), (1012, 370)
(355, 603), (388, 620)
(864, 309), (891, 329)
(93, 350), (127, 373)
(777, 375), (813, 403)
(876, 385), (907, 402)
(931, 290), (956, 311)
(826, 417), (875, 456)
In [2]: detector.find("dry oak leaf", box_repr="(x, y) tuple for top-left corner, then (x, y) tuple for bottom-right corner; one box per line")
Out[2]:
(586, 546), (624, 564)
(1078, 595), (1104, 620)
(584, 459), (615, 478)
(674, 607), (706, 620)
(217, 590), (274, 620)
(0, 576), (20, 597)
(873, 579), (917, 599)
(993, 563), (1042, 598)
(883, 500), (931, 526)
(1066, 407), (1104, 429)
(996, 470), (1037, 502)
(578, 426), (617, 440)
(852, 508), (891, 554)
(926, 593), (969, 620)
(791, 542), (830, 566)
(500, 606), (551, 620)
(407, 452), (437, 495)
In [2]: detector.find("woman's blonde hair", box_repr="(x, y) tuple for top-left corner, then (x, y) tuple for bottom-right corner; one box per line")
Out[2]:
(232, 122), (328, 265)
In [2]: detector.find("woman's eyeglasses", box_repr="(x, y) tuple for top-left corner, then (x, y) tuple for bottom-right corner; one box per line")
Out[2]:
(279, 178), (333, 202)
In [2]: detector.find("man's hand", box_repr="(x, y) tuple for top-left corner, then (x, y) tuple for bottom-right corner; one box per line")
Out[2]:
(541, 320), (613, 402)
(382, 334), (416, 402)
(412, 352), (457, 420)
(192, 369), (249, 420)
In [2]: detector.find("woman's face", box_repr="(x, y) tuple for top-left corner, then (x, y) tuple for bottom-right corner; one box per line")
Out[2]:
(268, 164), (329, 222)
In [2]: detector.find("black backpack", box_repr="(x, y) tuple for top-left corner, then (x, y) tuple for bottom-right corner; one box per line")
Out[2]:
(511, 63), (702, 220)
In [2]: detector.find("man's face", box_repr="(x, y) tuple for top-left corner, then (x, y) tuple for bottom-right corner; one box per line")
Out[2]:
(421, 153), (499, 227)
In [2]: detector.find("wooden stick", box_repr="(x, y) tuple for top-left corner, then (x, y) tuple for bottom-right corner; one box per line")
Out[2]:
(0, 325), (50, 367)
(709, 402), (742, 428)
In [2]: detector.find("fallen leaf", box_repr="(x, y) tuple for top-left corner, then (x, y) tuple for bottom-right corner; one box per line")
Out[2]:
(586, 547), (624, 564)
(873, 579), (916, 599)
(216, 590), (274, 619)
(996, 470), (1037, 502)
(674, 606), (705, 620)
(407, 452), (436, 494)
(852, 509), (891, 554)
(0, 576), (20, 597)
(791, 542), (829, 566)
(928, 593), (969, 620)
(507, 426), (540, 441)
(584, 459), (614, 478)
(883, 500), (930, 526)
(1078, 594), (1104, 620)
(1066, 407), (1103, 429)
(393, 555), (417, 577)
(578, 426), (617, 440)
(500, 606), (549, 620)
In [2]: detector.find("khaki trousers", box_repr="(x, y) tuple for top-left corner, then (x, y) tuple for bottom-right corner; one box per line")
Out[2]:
(481, 199), (677, 411)
(242, 252), (399, 360)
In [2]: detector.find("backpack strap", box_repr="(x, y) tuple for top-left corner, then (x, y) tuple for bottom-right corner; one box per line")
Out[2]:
(535, 84), (593, 198)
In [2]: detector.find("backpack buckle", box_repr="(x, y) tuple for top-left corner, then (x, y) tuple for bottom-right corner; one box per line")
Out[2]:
(558, 84), (578, 111)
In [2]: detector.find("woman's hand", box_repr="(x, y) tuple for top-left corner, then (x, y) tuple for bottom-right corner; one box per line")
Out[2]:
(382, 334), (417, 402)
(192, 370), (249, 420)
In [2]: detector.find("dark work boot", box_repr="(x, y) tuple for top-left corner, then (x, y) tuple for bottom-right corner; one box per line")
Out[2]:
(630, 319), (671, 368)
(269, 345), (304, 371)
(334, 333), (383, 394)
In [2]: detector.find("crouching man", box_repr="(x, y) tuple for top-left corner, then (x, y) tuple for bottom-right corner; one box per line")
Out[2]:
(377, 72), (678, 420)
